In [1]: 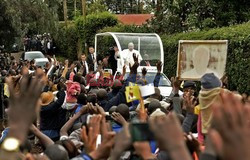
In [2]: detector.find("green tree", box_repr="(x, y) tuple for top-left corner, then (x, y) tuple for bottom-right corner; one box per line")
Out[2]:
(75, 12), (118, 46)
(0, 0), (59, 50)
(150, 0), (250, 34)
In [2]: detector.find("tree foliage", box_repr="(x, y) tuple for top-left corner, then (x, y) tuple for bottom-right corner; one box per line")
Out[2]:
(0, 0), (60, 50)
(75, 12), (118, 45)
(150, 0), (250, 34)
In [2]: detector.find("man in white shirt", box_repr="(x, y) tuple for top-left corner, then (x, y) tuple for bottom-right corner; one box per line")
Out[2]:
(121, 42), (142, 66)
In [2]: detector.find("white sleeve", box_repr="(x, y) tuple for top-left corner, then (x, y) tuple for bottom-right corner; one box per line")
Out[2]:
(135, 50), (143, 62)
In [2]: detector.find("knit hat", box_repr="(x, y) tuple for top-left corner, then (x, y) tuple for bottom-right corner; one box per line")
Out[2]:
(201, 73), (222, 89)
(183, 81), (196, 89)
(40, 92), (54, 106)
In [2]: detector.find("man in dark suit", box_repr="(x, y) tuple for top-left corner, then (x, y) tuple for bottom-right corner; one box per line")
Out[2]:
(80, 53), (89, 77)
(108, 47), (118, 75)
(86, 46), (95, 69)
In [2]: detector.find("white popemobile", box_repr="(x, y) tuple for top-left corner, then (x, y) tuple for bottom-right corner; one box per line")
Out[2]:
(94, 32), (181, 98)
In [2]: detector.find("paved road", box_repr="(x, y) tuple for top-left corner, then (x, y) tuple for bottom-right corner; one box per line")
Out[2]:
(11, 51), (22, 61)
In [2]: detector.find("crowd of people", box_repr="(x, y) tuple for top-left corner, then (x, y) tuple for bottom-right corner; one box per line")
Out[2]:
(0, 43), (249, 160)
(23, 33), (55, 55)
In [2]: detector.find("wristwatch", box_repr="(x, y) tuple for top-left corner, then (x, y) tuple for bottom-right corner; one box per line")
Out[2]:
(1, 137), (20, 152)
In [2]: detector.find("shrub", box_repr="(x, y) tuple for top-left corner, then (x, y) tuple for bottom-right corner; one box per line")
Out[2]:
(55, 23), (78, 60)
(75, 12), (118, 46)
(100, 24), (154, 33)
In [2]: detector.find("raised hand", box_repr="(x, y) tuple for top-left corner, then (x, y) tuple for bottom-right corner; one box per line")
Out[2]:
(184, 132), (201, 155)
(209, 92), (250, 160)
(149, 114), (192, 160)
(6, 75), (44, 143)
(89, 132), (115, 160)
(81, 115), (102, 153)
(122, 64), (126, 76)
(110, 124), (132, 160)
(129, 53), (139, 74)
(111, 112), (127, 126)
(142, 67), (147, 77)
(156, 61), (162, 73)
(171, 77), (181, 94)
(133, 53), (139, 63)
(133, 142), (156, 160)
(183, 92), (197, 113)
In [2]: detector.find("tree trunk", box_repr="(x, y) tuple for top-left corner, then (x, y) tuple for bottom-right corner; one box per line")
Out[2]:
(137, 0), (140, 14)
(81, 0), (86, 18)
(77, 38), (83, 59)
(130, 0), (133, 13)
(63, 0), (68, 27)
(74, 0), (77, 17)
(121, 0), (124, 14)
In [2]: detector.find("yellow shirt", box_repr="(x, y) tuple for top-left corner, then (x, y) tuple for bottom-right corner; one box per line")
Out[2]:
(194, 105), (200, 115)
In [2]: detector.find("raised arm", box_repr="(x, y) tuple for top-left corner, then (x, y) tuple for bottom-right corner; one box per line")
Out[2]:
(30, 125), (54, 148)
(61, 60), (69, 78)
(60, 106), (87, 137)
(153, 61), (162, 87)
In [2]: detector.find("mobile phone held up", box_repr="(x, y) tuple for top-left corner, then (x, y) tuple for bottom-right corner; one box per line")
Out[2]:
(130, 123), (154, 142)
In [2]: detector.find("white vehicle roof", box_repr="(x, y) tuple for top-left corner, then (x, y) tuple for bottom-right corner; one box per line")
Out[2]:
(25, 51), (43, 54)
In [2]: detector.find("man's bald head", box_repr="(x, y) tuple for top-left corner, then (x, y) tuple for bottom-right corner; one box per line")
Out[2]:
(116, 104), (130, 121)
(128, 42), (134, 51)
(97, 89), (108, 101)
(150, 87), (161, 100)
(148, 100), (161, 115)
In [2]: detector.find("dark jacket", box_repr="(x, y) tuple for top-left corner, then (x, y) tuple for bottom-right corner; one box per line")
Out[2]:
(107, 89), (119, 100)
(86, 54), (94, 69)
(104, 73), (161, 111)
(79, 61), (88, 77)
(98, 100), (108, 111)
(104, 74), (137, 111)
(40, 91), (66, 131)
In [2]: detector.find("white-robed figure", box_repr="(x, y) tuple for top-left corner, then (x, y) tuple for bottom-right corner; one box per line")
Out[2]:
(120, 42), (142, 67)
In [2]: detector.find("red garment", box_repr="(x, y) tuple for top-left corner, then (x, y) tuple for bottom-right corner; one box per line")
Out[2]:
(86, 73), (95, 85)
(66, 81), (81, 103)
(197, 113), (204, 144)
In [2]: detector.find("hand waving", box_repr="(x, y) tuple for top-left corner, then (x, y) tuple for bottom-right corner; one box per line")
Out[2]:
(6, 75), (44, 143)
(149, 113), (192, 160)
(133, 53), (138, 63)
(209, 92), (250, 160)
(142, 67), (147, 77)
(81, 115), (102, 153)
(129, 53), (139, 74)
(156, 61), (162, 73)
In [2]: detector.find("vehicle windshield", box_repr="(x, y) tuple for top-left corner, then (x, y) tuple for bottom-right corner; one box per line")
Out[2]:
(25, 52), (45, 61)
(95, 33), (163, 69)
(122, 72), (171, 87)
